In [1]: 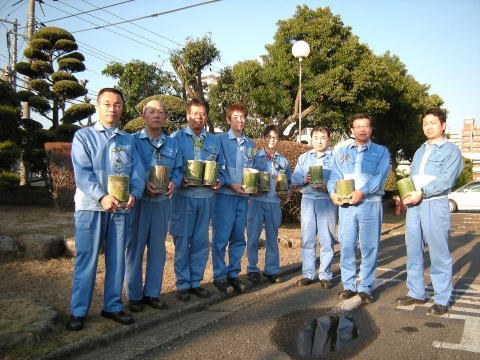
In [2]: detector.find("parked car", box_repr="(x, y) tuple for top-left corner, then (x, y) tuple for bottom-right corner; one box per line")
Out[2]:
(448, 181), (480, 213)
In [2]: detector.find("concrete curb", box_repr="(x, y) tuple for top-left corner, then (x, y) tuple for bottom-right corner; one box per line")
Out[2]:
(36, 223), (405, 360)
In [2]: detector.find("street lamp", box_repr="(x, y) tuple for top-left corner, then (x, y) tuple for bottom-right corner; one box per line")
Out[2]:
(292, 40), (310, 143)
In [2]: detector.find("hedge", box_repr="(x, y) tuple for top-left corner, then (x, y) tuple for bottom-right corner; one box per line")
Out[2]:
(44, 142), (75, 210)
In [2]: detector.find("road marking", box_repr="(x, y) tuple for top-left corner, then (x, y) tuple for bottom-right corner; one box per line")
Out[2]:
(390, 280), (480, 354)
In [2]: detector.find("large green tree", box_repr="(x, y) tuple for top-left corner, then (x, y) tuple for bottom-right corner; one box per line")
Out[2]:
(102, 60), (179, 127)
(208, 6), (443, 162)
(15, 26), (95, 129)
(170, 35), (220, 132)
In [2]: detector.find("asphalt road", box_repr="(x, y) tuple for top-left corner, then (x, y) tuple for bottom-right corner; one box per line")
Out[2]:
(70, 213), (480, 360)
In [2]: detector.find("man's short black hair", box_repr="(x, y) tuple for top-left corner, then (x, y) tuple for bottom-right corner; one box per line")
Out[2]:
(422, 108), (446, 124)
(97, 87), (124, 103)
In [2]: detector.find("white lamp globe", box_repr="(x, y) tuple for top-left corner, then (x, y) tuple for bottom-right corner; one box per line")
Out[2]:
(292, 40), (310, 58)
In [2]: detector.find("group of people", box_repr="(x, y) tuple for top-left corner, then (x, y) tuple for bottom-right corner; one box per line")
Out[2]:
(66, 87), (463, 332)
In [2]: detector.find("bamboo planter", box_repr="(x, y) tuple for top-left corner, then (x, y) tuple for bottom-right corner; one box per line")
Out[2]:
(185, 160), (205, 186)
(276, 173), (289, 194)
(397, 178), (416, 200)
(242, 168), (259, 193)
(149, 165), (170, 193)
(203, 161), (218, 186)
(336, 179), (354, 204)
(309, 165), (323, 187)
(257, 171), (271, 192)
(108, 175), (129, 205)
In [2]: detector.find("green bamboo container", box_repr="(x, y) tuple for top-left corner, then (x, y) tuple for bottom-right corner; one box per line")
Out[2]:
(309, 165), (323, 187)
(203, 160), (218, 186)
(242, 168), (259, 193)
(108, 175), (129, 203)
(397, 178), (416, 200)
(185, 160), (205, 186)
(336, 179), (355, 204)
(276, 173), (289, 194)
(149, 165), (170, 193)
(257, 171), (271, 192)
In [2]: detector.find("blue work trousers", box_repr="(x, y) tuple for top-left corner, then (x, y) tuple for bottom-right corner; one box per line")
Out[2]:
(125, 199), (170, 300)
(70, 210), (130, 317)
(406, 198), (452, 306)
(300, 197), (337, 280)
(338, 201), (382, 292)
(212, 193), (248, 281)
(246, 200), (282, 276)
(170, 194), (212, 290)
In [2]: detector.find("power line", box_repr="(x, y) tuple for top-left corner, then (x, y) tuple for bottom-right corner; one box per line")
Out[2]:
(17, 0), (134, 30)
(0, 0), (15, 15)
(4, 0), (25, 18)
(57, 0), (172, 52)
(79, 0), (182, 47)
(71, 0), (221, 34)
(76, 40), (127, 64)
(42, 1), (171, 56)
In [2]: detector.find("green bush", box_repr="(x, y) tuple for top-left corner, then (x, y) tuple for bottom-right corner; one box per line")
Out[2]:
(0, 141), (21, 171)
(0, 171), (20, 188)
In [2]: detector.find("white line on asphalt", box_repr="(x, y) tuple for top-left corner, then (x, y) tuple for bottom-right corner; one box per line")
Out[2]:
(432, 314), (480, 353)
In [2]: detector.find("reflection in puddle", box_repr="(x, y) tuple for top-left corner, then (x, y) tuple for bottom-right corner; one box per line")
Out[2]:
(296, 315), (359, 356)
(271, 308), (377, 359)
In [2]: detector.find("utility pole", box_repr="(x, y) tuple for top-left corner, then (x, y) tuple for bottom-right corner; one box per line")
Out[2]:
(0, 18), (18, 90)
(22, 0), (36, 120)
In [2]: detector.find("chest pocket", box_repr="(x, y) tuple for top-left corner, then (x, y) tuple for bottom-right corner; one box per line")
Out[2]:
(111, 143), (133, 175)
(362, 152), (380, 175)
(428, 152), (445, 169)
(158, 148), (177, 168)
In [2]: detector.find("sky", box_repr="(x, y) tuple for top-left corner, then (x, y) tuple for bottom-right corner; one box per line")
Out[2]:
(1, 0), (479, 133)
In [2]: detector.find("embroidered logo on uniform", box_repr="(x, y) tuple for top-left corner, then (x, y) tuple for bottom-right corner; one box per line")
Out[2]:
(340, 154), (351, 164)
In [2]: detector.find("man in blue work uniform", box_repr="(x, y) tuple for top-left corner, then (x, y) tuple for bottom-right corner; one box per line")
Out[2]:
(125, 99), (182, 312)
(247, 125), (291, 284)
(293, 126), (337, 289)
(399, 108), (463, 315)
(67, 88), (145, 331)
(170, 99), (226, 302)
(328, 113), (390, 304)
(212, 102), (256, 294)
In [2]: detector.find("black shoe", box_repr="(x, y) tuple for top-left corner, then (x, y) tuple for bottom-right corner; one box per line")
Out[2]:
(101, 310), (134, 325)
(247, 272), (261, 284)
(189, 287), (211, 298)
(228, 277), (247, 293)
(213, 278), (235, 294)
(337, 289), (357, 300)
(319, 279), (333, 289)
(263, 273), (282, 284)
(296, 278), (314, 287)
(176, 289), (191, 302)
(66, 315), (85, 331)
(143, 296), (168, 309)
(427, 303), (449, 316)
(358, 291), (376, 304)
(397, 295), (427, 306)
(128, 300), (144, 312)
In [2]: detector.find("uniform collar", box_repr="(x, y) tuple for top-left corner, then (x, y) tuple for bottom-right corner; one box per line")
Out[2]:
(349, 140), (371, 151)
(228, 128), (246, 143)
(139, 128), (165, 147)
(93, 121), (126, 136)
(185, 126), (207, 139)
(423, 136), (448, 148)
(308, 147), (332, 157)
(258, 148), (277, 158)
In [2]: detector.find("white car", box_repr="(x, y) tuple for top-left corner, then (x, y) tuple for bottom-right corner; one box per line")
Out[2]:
(448, 181), (480, 213)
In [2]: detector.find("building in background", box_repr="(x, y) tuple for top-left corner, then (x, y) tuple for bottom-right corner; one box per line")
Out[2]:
(461, 117), (480, 180)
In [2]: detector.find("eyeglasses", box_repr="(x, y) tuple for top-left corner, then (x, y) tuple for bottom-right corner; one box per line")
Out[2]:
(145, 109), (165, 115)
(232, 115), (246, 121)
(353, 125), (371, 130)
(189, 112), (207, 117)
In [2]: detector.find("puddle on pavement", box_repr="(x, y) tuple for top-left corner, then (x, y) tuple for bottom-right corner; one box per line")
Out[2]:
(270, 308), (378, 359)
